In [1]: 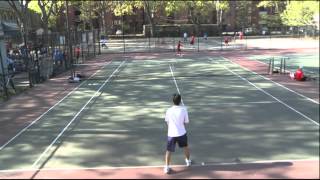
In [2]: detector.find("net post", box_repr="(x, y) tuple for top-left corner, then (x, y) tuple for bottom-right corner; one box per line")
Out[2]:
(284, 57), (287, 74)
(280, 58), (283, 74)
(271, 57), (274, 74)
(268, 58), (271, 74)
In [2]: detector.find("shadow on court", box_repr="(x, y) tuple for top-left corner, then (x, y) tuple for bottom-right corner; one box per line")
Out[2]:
(0, 52), (318, 179)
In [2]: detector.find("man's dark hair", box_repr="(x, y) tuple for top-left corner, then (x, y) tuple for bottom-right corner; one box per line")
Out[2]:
(172, 93), (181, 105)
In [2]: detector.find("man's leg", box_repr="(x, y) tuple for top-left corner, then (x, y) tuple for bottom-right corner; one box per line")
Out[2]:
(165, 151), (171, 167)
(164, 137), (175, 174)
(178, 134), (191, 166)
(183, 146), (190, 160)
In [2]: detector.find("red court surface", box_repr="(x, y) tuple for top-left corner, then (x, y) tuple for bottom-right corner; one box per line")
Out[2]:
(0, 160), (318, 179)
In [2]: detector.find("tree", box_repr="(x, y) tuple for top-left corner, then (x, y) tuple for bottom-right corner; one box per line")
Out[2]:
(235, 1), (252, 31)
(142, 0), (158, 37)
(257, 1), (288, 30)
(214, 0), (229, 26)
(112, 1), (160, 37)
(164, 1), (221, 35)
(7, 0), (31, 43)
(29, 0), (56, 47)
(280, 1), (319, 27)
(7, 0), (34, 87)
(47, 1), (64, 32)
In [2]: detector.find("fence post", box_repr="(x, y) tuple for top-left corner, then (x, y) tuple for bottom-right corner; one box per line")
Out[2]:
(98, 29), (101, 55)
(81, 31), (84, 61)
(0, 44), (8, 99)
(197, 36), (200, 52)
(280, 58), (283, 74)
(148, 35), (151, 53)
(220, 33), (223, 51)
(271, 57), (274, 74)
(86, 31), (89, 58)
(93, 29), (96, 57)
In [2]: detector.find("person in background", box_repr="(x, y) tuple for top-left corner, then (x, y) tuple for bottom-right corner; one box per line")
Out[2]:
(6, 53), (15, 73)
(190, 35), (195, 46)
(75, 45), (81, 63)
(177, 40), (183, 57)
(204, 32), (208, 40)
(224, 36), (229, 46)
(294, 66), (306, 81)
(183, 32), (188, 43)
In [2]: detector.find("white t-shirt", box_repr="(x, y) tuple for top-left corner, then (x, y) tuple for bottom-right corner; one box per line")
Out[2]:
(184, 33), (187, 38)
(165, 105), (189, 137)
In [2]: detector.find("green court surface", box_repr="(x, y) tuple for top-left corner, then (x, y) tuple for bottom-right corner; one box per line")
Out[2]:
(247, 53), (319, 77)
(0, 56), (319, 171)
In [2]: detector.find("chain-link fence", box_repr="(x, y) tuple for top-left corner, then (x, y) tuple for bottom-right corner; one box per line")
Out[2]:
(1, 26), (318, 99)
(0, 29), (100, 100)
(98, 33), (319, 54)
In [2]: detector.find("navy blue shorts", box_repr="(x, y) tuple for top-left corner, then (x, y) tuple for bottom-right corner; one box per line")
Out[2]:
(166, 133), (188, 152)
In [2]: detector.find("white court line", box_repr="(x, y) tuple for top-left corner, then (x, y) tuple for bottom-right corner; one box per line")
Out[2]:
(31, 61), (126, 168)
(193, 100), (279, 105)
(169, 64), (184, 105)
(0, 158), (318, 173)
(221, 56), (319, 105)
(73, 62), (113, 66)
(215, 61), (319, 126)
(0, 61), (112, 151)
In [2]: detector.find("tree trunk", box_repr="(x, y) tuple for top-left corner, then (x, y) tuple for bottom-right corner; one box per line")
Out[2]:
(144, 1), (155, 37)
(42, 22), (49, 48)
(216, 8), (220, 25)
(101, 1), (107, 36)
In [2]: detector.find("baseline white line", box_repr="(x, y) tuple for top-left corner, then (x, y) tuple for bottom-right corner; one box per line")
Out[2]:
(191, 100), (279, 105)
(222, 56), (319, 104)
(73, 62), (113, 66)
(31, 61), (126, 168)
(216, 61), (319, 126)
(0, 61), (112, 151)
(169, 64), (184, 105)
(0, 158), (318, 173)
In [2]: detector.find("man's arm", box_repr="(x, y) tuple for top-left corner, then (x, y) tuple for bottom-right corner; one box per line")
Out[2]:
(165, 110), (169, 125)
(184, 109), (189, 124)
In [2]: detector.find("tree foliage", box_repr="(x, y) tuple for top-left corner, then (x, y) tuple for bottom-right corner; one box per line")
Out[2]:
(235, 1), (252, 29)
(281, 1), (319, 26)
(29, 0), (64, 29)
(256, 0), (288, 28)
(164, 1), (223, 24)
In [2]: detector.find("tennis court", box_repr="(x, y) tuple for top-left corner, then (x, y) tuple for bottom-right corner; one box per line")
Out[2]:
(0, 53), (319, 178)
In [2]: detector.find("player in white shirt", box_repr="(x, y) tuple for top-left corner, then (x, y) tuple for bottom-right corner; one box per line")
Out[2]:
(164, 93), (192, 174)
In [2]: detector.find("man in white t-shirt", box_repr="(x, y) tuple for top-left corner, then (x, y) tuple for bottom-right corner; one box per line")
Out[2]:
(164, 93), (192, 174)
(183, 32), (188, 42)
